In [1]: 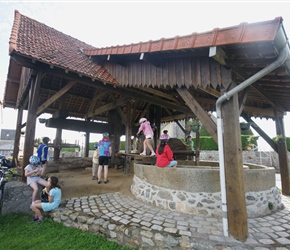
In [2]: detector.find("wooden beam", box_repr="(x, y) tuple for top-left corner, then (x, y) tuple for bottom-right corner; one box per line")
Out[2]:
(86, 90), (109, 117)
(139, 87), (180, 103)
(243, 106), (276, 117)
(209, 46), (228, 66)
(85, 97), (128, 118)
(210, 46), (286, 114)
(140, 53), (162, 67)
(12, 54), (193, 115)
(46, 118), (120, 134)
(241, 112), (277, 152)
(175, 87), (217, 142)
(238, 88), (250, 115)
(37, 81), (76, 115)
(117, 106), (126, 125)
(198, 86), (221, 98)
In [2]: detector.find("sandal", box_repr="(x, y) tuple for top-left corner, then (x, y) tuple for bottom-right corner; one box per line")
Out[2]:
(104, 179), (109, 184)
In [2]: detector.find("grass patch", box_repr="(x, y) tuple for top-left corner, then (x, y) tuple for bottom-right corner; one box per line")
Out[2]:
(0, 213), (135, 250)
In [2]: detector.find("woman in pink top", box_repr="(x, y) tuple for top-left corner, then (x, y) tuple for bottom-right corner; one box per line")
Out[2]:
(136, 118), (156, 156)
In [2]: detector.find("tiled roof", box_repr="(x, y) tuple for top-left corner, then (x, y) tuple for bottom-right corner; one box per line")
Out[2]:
(9, 10), (117, 84)
(83, 17), (281, 56)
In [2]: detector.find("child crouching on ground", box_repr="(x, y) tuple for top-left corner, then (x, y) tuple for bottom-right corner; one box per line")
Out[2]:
(31, 176), (62, 222)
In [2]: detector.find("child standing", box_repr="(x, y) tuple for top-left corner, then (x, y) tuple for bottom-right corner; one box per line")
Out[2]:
(185, 135), (194, 150)
(136, 118), (155, 156)
(24, 155), (48, 208)
(97, 132), (112, 184)
(31, 176), (62, 222)
(92, 143), (99, 180)
(156, 134), (177, 168)
(37, 136), (50, 173)
(162, 130), (170, 140)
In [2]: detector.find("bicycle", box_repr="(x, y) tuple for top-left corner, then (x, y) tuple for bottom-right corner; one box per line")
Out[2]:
(0, 165), (22, 202)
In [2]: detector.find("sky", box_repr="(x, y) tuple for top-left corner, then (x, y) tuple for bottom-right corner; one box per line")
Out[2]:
(0, 1), (290, 149)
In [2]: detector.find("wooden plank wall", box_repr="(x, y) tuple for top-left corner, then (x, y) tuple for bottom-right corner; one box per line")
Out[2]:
(105, 57), (231, 89)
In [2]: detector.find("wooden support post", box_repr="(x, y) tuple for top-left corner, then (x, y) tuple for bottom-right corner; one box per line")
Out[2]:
(53, 98), (66, 160)
(275, 116), (290, 195)
(12, 106), (24, 168)
(195, 131), (200, 164)
(85, 131), (90, 157)
(223, 90), (248, 241)
(111, 109), (122, 167)
(53, 129), (62, 160)
(124, 102), (132, 175)
(154, 106), (162, 148)
(22, 72), (42, 182)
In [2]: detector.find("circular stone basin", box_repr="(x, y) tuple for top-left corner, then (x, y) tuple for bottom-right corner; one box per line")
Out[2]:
(130, 161), (283, 218)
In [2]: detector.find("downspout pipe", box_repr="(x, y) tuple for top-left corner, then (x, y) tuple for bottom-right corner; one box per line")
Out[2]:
(216, 44), (290, 237)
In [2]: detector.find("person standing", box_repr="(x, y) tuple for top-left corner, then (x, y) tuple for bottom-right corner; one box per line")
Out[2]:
(37, 137), (50, 174)
(185, 135), (194, 151)
(136, 118), (156, 156)
(97, 132), (112, 184)
(24, 155), (48, 208)
(156, 134), (177, 168)
(31, 176), (62, 222)
(92, 143), (99, 180)
(162, 130), (170, 140)
(185, 135), (194, 160)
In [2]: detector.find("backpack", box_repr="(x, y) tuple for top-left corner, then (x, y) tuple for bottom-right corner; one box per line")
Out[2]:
(41, 187), (49, 203)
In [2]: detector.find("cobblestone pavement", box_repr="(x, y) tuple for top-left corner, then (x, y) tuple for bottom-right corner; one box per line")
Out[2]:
(64, 191), (290, 249)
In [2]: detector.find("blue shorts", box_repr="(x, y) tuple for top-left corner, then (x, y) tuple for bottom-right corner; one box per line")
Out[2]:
(166, 161), (177, 168)
(41, 202), (59, 212)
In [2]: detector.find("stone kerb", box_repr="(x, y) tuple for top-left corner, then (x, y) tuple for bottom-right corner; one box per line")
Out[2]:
(131, 163), (283, 218)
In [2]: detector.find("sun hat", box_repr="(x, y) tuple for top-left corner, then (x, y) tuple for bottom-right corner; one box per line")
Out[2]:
(139, 118), (147, 124)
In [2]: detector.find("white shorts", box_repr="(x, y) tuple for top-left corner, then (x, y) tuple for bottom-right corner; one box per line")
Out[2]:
(145, 135), (153, 139)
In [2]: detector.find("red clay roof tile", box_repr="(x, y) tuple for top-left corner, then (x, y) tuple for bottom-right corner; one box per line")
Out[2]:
(9, 10), (117, 85)
(83, 17), (282, 57)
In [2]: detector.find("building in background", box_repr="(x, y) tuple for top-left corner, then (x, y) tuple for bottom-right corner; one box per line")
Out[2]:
(0, 129), (16, 157)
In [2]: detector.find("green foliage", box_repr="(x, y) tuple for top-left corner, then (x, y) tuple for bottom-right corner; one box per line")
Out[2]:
(287, 137), (290, 151)
(120, 141), (125, 150)
(89, 142), (99, 150)
(199, 125), (210, 136)
(0, 213), (135, 250)
(192, 136), (218, 150)
(61, 147), (79, 152)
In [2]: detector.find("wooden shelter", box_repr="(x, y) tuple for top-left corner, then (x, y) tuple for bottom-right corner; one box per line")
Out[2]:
(3, 10), (290, 240)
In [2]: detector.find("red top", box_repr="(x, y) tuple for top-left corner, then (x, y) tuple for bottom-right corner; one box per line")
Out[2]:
(156, 144), (174, 168)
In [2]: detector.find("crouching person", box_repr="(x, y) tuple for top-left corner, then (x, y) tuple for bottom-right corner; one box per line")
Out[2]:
(31, 176), (62, 222)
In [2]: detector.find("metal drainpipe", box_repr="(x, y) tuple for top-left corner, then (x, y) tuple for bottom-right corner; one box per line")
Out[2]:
(216, 44), (289, 237)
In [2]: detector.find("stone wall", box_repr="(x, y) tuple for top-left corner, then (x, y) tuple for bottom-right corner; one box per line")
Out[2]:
(200, 150), (289, 172)
(45, 157), (92, 173)
(131, 163), (283, 218)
